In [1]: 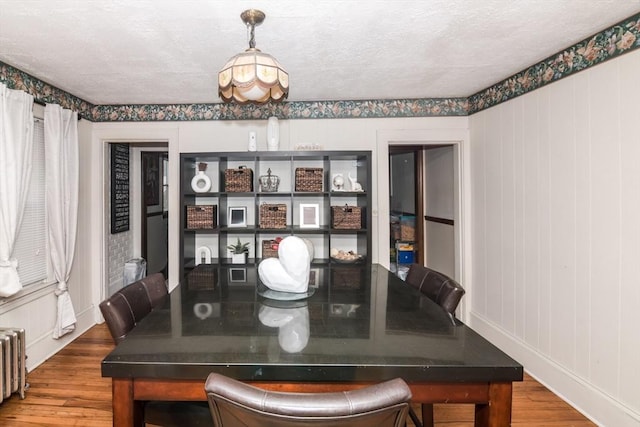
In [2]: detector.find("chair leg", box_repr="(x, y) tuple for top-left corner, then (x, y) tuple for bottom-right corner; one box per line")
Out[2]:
(408, 405), (423, 427)
(421, 403), (434, 427)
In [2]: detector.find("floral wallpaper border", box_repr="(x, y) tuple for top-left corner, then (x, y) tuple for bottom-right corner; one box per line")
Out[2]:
(468, 12), (640, 113)
(1, 13), (638, 122)
(89, 98), (468, 122)
(0, 63), (95, 118)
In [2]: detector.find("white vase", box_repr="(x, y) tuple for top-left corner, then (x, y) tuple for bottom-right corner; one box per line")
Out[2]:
(191, 163), (211, 193)
(231, 253), (247, 264)
(267, 116), (279, 151)
(248, 131), (257, 151)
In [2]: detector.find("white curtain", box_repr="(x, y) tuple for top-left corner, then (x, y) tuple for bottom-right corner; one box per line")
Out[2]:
(0, 83), (34, 298)
(45, 104), (79, 339)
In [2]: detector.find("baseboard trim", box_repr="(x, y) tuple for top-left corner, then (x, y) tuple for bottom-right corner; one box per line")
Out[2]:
(469, 312), (640, 427)
(25, 307), (96, 372)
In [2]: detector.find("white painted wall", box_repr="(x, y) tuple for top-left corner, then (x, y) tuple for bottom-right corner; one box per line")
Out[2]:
(469, 50), (640, 426)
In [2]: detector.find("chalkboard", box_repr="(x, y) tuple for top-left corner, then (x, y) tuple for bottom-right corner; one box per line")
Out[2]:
(110, 143), (130, 233)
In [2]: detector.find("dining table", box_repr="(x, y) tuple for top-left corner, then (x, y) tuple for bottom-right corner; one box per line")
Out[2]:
(102, 263), (523, 426)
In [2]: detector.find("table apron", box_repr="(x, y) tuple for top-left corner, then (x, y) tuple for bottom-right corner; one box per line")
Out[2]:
(131, 378), (495, 404)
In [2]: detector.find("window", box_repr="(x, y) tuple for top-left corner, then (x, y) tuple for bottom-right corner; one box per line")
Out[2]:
(12, 118), (48, 286)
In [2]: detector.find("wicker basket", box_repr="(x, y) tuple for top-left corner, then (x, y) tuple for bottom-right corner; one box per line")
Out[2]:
(224, 167), (253, 192)
(187, 265), (217, 290)
(295, 168), (323, 192)
(331, 205), (362, 229)
(262, 240), (279, 258)
(331, 267), (363, 289)
(259, 204), (287, 229)
(401, 224), (415, 241)
(400, 215), (416, 241)
(186, 205), (217, 229)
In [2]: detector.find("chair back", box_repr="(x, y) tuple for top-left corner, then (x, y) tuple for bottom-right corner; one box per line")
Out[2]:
(205, 373), (411, 427)
(99, 272), (168, 344)
(419, 268), (465, 315)
(405, 263), (430, 290)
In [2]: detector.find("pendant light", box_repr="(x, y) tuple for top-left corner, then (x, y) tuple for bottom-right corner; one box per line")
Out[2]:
(218, 9), (289, 104)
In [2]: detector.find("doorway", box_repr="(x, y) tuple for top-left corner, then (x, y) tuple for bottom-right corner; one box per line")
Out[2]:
(389, 145), (455, 279)
(106, 144), (167, 297)
(389, 147), (424, 275)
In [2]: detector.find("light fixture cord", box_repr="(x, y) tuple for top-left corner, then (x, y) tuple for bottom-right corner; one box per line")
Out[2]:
(247, 22), (256, 48)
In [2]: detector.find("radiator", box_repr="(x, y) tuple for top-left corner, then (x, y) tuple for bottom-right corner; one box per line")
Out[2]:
(0, 327), (27, 403)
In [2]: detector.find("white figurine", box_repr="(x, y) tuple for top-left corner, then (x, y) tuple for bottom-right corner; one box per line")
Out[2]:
(348, 173), (364, 192)
(332, 173), (345, 191)
(258, 236), (310, 293)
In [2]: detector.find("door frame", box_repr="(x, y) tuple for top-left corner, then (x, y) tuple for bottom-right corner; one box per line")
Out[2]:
(376, 129), (471, 322)
(91, 125), (179, 324)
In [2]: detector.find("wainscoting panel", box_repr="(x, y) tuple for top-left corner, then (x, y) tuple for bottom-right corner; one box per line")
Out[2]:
(468, 49), (640, 426)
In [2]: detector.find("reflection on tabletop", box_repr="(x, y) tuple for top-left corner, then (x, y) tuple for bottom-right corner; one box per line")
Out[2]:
(258, 300), (310, 353)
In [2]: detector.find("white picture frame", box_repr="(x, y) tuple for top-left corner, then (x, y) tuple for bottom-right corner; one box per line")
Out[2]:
(299, 203), (320, 228)
(228, 206), (247, 227)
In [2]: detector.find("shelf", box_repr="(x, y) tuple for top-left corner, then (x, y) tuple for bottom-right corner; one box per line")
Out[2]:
(183, 228), (220, 234)
(180, 151), (372, 279)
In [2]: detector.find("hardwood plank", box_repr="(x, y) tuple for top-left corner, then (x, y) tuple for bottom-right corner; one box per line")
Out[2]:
(0, 324), (596, 427)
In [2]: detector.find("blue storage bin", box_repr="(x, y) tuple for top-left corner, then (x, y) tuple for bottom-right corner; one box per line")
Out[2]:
(397, 250), (414, 264)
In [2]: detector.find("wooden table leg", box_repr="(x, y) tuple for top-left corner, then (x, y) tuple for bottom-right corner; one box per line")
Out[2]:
(474, 382), (513, 427)
(421, 403), (434, 427)
(112, 378), (144, 427)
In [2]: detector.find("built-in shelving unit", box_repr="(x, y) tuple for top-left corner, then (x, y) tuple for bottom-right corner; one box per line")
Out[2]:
(179, 151), (372, 279)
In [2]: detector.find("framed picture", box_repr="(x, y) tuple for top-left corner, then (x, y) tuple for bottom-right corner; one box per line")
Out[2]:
(299, 203), (320, 228)
(229, 268), (247, 282)
(228, 206), (247, 227)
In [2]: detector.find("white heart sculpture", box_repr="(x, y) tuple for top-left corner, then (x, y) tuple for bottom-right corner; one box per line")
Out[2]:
(258, 236), (310, 293)
(258, 303), (309, 353)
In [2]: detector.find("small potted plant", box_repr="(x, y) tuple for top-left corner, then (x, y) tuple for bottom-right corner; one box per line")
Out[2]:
(227, 238), (250, 264)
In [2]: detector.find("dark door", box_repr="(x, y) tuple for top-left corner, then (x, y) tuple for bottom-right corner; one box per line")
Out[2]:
(141, 151), (168, 276)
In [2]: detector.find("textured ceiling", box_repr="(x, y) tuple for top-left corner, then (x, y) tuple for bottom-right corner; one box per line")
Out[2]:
(1, 0), (639, 105)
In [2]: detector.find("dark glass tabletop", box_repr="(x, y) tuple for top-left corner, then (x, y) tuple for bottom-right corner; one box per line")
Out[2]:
(102, 264), (522, 384)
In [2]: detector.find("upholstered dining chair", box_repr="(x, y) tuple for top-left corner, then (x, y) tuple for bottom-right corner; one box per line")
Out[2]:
(405, 264), (465, 316)
(99, 272), (168, 343)
(404, 264), (466, 427)
(405, 263), (430, 291)
(99, 273), (212, 427)
(205, 373), (413, 427)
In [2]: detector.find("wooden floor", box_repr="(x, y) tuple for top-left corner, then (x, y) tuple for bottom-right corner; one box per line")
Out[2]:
(0, 324), (596, 426)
